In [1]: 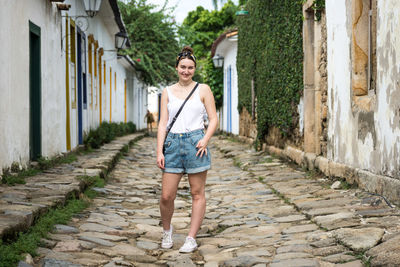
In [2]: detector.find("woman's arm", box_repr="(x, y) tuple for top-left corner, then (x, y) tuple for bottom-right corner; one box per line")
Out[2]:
(196, 84), (218, 157)
(156, 88), (169, 169)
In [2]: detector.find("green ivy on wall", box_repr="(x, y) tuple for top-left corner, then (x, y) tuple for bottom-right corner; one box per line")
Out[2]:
(311, 0), (325, 21)
(237, 0), (303, 146)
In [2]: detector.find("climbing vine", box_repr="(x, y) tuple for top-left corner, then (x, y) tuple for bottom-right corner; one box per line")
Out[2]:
(237, 0), (303, 145)
(312, 0), (325, 21)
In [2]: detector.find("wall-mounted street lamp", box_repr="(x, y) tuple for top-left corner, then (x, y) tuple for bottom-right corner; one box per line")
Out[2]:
(115, 31), (128, 50)
(212, 54), (224, 68)
(82, 0), (102, 17)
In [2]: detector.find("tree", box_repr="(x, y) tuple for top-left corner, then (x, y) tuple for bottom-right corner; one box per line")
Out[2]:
(118, 0), (179, 86)
(178, 1), (238, 109)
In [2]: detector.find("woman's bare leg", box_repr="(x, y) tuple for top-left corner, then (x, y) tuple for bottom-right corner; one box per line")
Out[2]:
(187, 171), (207, 238)
(160, 172), (183, 231)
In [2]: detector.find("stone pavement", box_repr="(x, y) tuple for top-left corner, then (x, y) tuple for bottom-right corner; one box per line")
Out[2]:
(0, 133), (143, 241)
(22, 136), (400, 266)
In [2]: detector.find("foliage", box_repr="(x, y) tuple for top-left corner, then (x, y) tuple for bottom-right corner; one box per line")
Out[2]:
(84, 122), (136, 149)
(237, 0), (303, 145)
(1, 154), (77, 186)
(77, 175), (105, 189)
(37, 154), (77, 170)
(1, 168), (40, 186)
(0, 197), (89, 267)
(118, 0), (179, 86)
(312, 0), (325, 21)
(199, 55), (223, 109)
(178, 1), (238, 109)
(1, 122), (135, 185)
(179, 3), (238, 59)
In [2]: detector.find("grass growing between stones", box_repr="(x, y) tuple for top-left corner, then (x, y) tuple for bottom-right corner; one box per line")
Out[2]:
(338, 180), (358, 190)
(215, 225), (230, 234)
(77, 175), (105, 189)
(233, 158), (242, 168)
(0, 134), (144, 266)
(0, 196), (90, 267)
(0, 175), (110, 267)
(1, 168), (41, 186)
(1, 153), (78, 186)
(270, 187), (291, 206)
(354, 252), (371, 267)
(0, 175), (106, 267)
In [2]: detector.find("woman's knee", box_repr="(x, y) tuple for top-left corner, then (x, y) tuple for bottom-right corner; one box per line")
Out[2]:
(190, 189), (205, 201)
(160, 193), (176, 204)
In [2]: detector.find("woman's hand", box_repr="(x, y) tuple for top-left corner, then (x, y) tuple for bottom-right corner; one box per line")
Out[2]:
(157, 153), (165, 169)
(196, 138), (208, 157)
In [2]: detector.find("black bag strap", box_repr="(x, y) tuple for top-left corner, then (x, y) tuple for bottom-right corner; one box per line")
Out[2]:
(165, 82), (200, 135)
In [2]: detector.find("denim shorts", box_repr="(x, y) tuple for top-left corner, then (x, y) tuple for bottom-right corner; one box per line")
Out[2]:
(163, 129), (211, 174)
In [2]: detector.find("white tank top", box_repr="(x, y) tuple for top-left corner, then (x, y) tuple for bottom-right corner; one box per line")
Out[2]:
(166, 85), (206, 133)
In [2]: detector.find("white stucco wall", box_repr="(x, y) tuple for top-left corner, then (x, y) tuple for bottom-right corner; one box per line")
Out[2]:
(0, 0), (65, 170)
(0, 0), (146, 173)
(326, 0), (400, 178)
(215, 36), (239, 135)
(132, 78), (148, 130)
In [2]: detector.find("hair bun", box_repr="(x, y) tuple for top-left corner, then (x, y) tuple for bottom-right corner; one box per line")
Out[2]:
(181, 46), (194, 54)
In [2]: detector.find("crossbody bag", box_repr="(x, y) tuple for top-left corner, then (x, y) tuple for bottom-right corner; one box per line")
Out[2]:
(163, 82), (200, 154)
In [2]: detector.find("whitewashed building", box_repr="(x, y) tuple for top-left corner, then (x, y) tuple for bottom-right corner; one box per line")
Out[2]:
(326, 0), (400, 179)
(0, 0), (65, 168)
(0, 0), (147, 173)
(295, 0), (400, 203)
(63, 0), (147, 149)
(211, 30), (239, 135)
(325, 0), (400, 180)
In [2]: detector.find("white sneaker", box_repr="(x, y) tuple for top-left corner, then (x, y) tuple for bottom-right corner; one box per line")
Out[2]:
(161, 225), (173, 249)
(179, 236), (198, 253)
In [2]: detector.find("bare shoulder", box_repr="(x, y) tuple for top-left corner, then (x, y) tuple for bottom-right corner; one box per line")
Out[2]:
(199, 83), (212, 95)
(161, 87), (169, 101)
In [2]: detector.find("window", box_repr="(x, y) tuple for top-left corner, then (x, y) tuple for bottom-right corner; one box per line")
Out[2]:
(352, 0), (377, 97)
(70, 20), (76, 108)
(88, 36), (92, 107)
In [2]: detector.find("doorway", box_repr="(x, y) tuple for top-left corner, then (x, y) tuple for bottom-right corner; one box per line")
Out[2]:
(227, 65), (232, 133)
(77, 30), (85, 144)
(29, 21), (41, 160)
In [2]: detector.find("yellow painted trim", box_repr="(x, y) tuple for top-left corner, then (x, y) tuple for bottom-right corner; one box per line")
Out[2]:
(88, 41), (93, 108)
(110, 67), (112, 122)
(114, 72), (117, 91)
(94, 41), (98, 77)
(124, 79), (127, 123)
(99, 55), (103, 124)
(94, 41), (98, 108)
(103, 62), (106, 84)
(65, 15), (71, 151)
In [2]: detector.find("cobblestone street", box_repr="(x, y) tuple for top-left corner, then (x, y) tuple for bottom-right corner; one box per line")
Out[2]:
(34, 136), (400, 266)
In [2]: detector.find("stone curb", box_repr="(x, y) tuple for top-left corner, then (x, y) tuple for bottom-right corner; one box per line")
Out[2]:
(263, 144), (400, 206)
(0, 133), (145, 240)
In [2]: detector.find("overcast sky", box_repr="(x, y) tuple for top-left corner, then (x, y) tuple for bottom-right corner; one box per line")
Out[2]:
(145, 0), (239, 25)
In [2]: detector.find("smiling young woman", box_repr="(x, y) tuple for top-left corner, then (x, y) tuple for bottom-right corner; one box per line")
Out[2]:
(156, 46), (218, 253)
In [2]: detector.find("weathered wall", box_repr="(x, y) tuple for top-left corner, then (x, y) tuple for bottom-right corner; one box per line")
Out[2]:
(239, 107), (257, 140)
(302, 0), (328, 156)
(326, 0), (400, 178)
(319, 13), (329, 157)
(0, 0), (65, 171)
